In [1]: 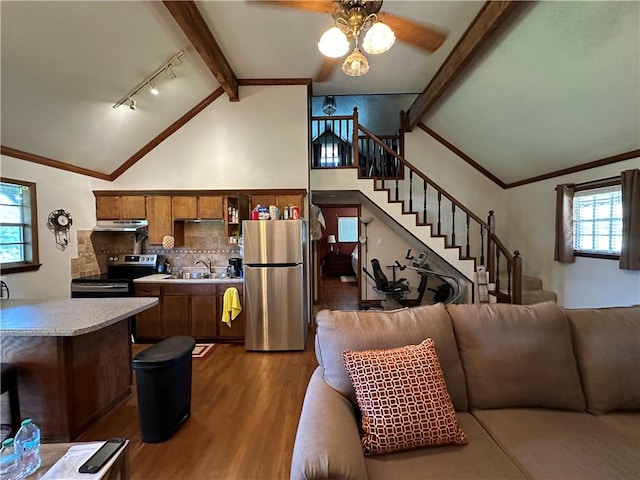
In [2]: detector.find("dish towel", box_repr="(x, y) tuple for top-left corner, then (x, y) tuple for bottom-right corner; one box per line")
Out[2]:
(221, 287), (242, 327)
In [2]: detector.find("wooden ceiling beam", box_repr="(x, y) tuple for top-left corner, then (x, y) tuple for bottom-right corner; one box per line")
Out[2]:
(163, 1), (239, 101)
(403, 1), (524, 131)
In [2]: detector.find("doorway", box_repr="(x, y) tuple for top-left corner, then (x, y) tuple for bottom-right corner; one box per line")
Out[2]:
(313, 204), (360, 312)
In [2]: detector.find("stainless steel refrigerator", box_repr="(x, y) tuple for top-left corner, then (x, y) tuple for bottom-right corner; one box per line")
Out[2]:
(243, 219), (308, 351)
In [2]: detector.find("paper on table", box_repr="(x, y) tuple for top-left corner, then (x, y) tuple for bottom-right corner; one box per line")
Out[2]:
(40, 441), (123, 480)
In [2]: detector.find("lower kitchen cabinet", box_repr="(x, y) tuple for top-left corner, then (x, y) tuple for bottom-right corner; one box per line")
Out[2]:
(135, 282), (243, 343)
(135, 284), (163, 339)
(191, 295), (217, 338)
(218, 283), (245, 339)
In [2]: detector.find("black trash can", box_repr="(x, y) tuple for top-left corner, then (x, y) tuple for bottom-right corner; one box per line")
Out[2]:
(132, 336), (196, 443)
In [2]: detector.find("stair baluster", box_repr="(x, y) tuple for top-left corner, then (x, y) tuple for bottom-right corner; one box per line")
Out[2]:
(437, 192), (442, 235)
(409, 170), (413, 212)
(465, 214), (470, 258)
(423, 179), (427, 224)
(451, 203), (456, 247)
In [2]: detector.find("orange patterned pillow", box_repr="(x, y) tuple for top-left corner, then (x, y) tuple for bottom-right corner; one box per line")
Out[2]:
(342, 338), (467, 455)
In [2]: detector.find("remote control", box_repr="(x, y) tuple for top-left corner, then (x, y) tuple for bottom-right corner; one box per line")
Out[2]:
(78, 438), (126, 474)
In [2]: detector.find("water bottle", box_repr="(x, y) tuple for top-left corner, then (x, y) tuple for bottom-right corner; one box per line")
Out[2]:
(14, 419), (41, 476)
(0, 437), (23, 480)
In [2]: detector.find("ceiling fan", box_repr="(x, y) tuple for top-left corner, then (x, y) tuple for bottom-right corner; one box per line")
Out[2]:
(253, 1), (448, 81)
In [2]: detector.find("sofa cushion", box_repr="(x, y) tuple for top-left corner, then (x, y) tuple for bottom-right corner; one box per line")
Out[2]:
(447, 302), (585, 411)
(566, 305), (640, 414)
(342, 339), (467, 455)
(364, 412), (527, 480)
(315, 304), (468, 411)
(472, 409), (640, 480)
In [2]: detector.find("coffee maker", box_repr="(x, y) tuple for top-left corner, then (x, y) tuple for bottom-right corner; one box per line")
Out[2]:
(228, 257), (243, 278)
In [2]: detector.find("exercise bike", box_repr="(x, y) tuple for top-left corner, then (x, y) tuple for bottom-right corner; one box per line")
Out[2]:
(398, 250), (462, 305)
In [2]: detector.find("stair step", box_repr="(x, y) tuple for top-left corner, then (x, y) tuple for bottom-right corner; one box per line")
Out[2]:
(522, 289), (557, 305)
(522, 275), (544, 290)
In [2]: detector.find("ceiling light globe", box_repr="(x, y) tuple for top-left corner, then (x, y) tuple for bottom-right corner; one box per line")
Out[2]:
(362, 21), (395, 54)
(318, 26), (350, 58)
(342, 48), (369, 77)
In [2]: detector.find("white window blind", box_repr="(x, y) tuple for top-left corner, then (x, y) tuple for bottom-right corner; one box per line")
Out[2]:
(573, 185), (622, 254)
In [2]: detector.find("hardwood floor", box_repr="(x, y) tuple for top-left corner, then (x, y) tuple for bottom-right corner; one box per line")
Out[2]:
(77, 332), (318, 480)
(69, 278), (357, 479)
(314, 275), (359, 313)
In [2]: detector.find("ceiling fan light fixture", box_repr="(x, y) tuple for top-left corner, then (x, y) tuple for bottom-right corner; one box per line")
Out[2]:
(362, 21), (395, 54)
(342, 48), (369, 77)
(318, 26), (350, 58)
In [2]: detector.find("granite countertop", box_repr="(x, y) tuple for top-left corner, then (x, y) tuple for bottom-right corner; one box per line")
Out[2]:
(0, 297), (158, 337)
(134, 274), (244, 284)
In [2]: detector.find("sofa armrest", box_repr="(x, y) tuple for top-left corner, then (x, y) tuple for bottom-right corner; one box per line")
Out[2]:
(291, 368), (368, 480)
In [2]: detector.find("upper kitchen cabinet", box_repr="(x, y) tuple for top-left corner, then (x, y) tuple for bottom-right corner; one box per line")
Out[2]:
(172, 196), (197, 220)
(146, 195), (172, 245)
(224, 194), (249, 244)
(95, 195), (146, 220)
(197, 196), (223, 219)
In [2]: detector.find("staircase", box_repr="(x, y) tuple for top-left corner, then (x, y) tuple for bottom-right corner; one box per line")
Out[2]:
(311, 109), (530, 304)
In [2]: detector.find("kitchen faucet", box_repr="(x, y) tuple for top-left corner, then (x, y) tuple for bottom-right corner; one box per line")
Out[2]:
(194, 258), (212, 272)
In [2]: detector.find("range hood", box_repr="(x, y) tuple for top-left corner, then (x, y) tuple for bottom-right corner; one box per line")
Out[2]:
(93, 220), (148, 232)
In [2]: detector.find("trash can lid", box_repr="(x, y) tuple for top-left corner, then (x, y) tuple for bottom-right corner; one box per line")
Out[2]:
(132, 336), (196, 368)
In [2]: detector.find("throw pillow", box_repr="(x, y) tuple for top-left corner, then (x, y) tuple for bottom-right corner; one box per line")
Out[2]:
(342, 338), (467, 455)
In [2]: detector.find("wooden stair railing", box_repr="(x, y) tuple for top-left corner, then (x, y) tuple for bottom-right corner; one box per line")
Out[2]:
(311, 109), (522, 304)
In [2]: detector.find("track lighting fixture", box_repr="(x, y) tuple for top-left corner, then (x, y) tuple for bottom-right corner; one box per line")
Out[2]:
(113, 51), (184, 110)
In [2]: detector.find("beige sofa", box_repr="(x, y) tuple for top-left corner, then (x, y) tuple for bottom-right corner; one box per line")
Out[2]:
(291, 302), (640, 480)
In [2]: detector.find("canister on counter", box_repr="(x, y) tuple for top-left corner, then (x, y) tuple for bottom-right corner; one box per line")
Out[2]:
(269, 205), (280, 220)
(290, 206), (300, 220)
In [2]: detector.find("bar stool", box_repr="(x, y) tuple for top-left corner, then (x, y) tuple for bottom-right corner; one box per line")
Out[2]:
(0, 363), (21, 437)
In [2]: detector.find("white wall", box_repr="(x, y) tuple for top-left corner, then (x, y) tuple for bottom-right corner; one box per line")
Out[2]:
(2, 85), (310, 298)
(113, 85), (309, 190)
(505, 157), (640, 308)
(403, 130), (507, 235)
(0, 155), (112, 298)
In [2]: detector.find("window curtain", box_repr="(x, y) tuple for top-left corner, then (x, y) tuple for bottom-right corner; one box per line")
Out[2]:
(620, 168), (640, 270)
(554, 183), (575, 263)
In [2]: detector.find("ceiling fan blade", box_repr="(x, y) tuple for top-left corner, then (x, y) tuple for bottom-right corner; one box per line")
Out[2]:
(378, 12), (448, 53)
(314, 57), (339, 83)
(247, 1), (335, 14)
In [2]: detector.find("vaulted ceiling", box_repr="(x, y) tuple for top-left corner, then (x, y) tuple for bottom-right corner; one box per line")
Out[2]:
(1, 1), (638, 186)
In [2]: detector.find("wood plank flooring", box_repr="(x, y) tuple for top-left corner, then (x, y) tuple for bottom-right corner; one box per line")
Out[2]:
(75, 280), (357, 479)
(77, 333), (318, 480)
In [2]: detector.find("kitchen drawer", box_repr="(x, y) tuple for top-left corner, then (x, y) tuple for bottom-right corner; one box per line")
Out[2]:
(135, 284), (161, 295)
(162, 284), (216, 296)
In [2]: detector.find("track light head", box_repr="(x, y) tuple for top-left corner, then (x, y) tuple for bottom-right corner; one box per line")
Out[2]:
(149, 82), (159, 96)
(128, 98), (136, 111)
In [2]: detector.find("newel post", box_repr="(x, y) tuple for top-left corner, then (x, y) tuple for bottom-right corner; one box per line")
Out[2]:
(352, 107), (359, 170)
(487, 210), (496, 283)
(512, 250), (522, 305)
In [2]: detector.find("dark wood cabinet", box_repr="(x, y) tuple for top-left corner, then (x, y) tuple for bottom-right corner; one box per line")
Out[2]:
(217, 283), (245, 339)
(324, 254), (353, 276)
(135, 284), (163, 339)
(135, 282), (241, 342)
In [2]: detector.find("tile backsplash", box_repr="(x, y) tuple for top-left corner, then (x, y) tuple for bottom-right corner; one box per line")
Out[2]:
(71, 221), (241, 278)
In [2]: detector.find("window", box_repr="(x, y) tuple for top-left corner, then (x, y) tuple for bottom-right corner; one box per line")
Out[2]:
(0, 178), (40, 273)
(320, 144), (340, 168)
(338, 216), (358, 243)
(573, 185), (622, 256)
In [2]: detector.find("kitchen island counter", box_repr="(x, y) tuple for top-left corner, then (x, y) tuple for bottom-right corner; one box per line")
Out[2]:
(0, 297), (158, 336)
(0, 297), (157, 442)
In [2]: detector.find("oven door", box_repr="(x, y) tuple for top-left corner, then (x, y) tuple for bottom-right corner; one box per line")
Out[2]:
(71, 281), (133, 298)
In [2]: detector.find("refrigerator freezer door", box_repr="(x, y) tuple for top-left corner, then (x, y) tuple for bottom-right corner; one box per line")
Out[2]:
(244, 264), (307, 351)
(243, 220), (303, 265)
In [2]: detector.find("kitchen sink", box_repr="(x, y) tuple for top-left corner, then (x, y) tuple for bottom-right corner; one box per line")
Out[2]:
(165, 272), (210, 280)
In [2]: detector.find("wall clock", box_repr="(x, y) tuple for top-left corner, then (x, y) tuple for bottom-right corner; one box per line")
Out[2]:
(47, 209), (73, 250)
